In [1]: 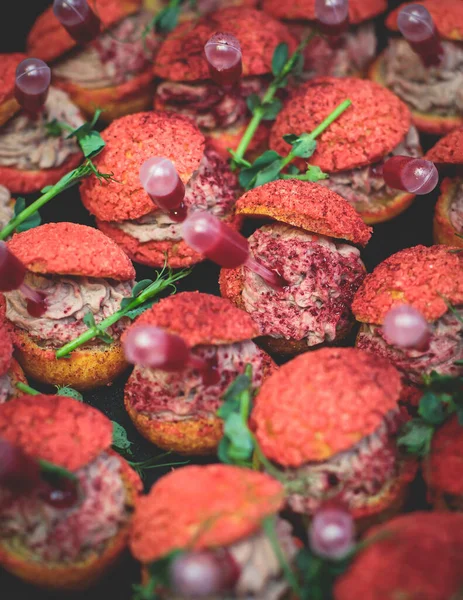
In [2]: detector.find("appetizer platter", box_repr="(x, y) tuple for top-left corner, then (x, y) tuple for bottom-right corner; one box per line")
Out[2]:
(0, 0), (462, 598)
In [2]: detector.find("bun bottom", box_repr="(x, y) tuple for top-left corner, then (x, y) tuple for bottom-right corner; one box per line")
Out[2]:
(433, 177), (463, 248)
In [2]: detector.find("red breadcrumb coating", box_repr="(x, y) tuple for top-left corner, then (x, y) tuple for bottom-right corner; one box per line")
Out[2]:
(386, 0), (463, 41)
(0, 321), (13, 377)
(130, 464), (284, 562)
(80, 112), (205, 222)
(0, 395), (113, 471)
(425, 416), (463, 496)
(334, 512), (463, 600)
(27, 0), (141, 63)
(7, 222), (135, 280)
(251, 348), (401, 466)
(270, 77), (411, 172)
(124, 291), (260, 347)
(0, 53), (25, 108)
(426, 127), (463, 165)
(236, 179), (372, 246)
(262, 0), (386, 24)
(153, 8), (297, 81)
(352, 245), (463, 324)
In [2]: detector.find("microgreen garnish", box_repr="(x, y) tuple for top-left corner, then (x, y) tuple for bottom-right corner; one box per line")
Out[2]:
(112, 421), (134, 457)
(398, 369), (463, 456)
(229, 33), (316, 170)
(262, 516), (301, 597)
(15, 382), (40, 396)
(133, 551), (182, 600)
(127, 452), (189, 480)
(13, 197), (41, 233)
(38, 458), (78, 484)
(0, 110), (115, 241)
(15, 381), (84, 402)
(55, 265), (191, 359)
(142, 0), (195, 39)
(237, 99), (351, 190)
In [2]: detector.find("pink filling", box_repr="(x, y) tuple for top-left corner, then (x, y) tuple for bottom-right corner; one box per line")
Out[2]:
(450, 181), (463, 234)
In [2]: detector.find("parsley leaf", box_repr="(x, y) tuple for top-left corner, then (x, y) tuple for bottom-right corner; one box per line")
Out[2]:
(14, 197), (41, 232)
(112, 421), (134, 456)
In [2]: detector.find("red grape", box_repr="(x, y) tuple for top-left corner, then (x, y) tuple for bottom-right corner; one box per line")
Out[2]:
(53, 0), (101, 43)
(123, 326), (191, 371)
(382, 305), (431, 351)
(169, 549), (240, 597)
(397, 4), (443, 67)
(139, 157), (186, 217)
(14, 58), (51, 114)
(315, 0), (349, 36)
(383, 156), (439, 195)
(204, 33), (242, 86)
(39, 477), (79, 509)
(0, 438), (41, 494)
(0, 242), (26, 292)
(309, 506), (355, 560)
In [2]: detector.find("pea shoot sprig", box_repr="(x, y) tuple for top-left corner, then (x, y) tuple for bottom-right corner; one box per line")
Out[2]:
(55, 264), (191, 359)
(0, 109), (115, 241)
(142, 0), (196, 39)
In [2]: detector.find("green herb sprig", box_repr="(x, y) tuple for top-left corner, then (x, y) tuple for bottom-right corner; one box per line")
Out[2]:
(133, 551), (182, 600)
(15, 381), (83, 402)
(55, 265), (191, 359)
(0, 110), (115, 240)
(142, 0), (195, 38)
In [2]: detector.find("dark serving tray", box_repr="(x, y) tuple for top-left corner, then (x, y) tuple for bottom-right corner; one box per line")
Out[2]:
(0, 1), (434, 597)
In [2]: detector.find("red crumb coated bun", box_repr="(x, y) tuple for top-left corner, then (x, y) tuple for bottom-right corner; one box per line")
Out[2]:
(153, 8), (297, 81)
(124, 291), (260, 347)
(434, 178), (463, 248)
(262, 0), (386, 24)
(426, 127), (463, 165)
(334, 512), (463, 600)
(130, 464), (284, 563)
(386, 0), (463, 41)
(80, 112), (205, 222)
(235, 179), (372, 246)
(7, 222), (135, 280)
(27, 0), (141, 63)
(352, 245), (463, 325)
(251, 347), (402, 466)
(0, 320), (13, 377)
(0, 394), (113, 471)
(270, 77), (411, 172)
(0, 53), (24, 127)
(424, 416), (463, 497)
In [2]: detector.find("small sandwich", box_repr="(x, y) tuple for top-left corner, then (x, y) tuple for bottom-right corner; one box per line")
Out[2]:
(124, 292), (276, 455)
(0, 53), (83, 194)
(130, 464), (298, 599)
(262, 0), (386, 79)
(251, 347), (418, 529)
(425, 127), (463, 248)
(3, 222), (136, 390)
(270, 77), (422, 224)
(353, 245), (463, 386)
(220, 179), (371, 355)
(27, 0), (159, 122)
(370, 0), (463, 135)
(153, 7), (296, 158)
(0, 309), (27, 404)
(0, 394), (141, 591)
(334, 512), (463, 600)
(423, 416), (463, 511)
(80, 111), (240, 268)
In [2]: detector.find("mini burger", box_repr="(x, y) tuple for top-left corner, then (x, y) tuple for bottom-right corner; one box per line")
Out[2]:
(353, 245), (463, 386)
(219, 179), (371, 355)
(262, 0), (386, 79)
(144, 0), (258, 21)
(80, 111), (240, 269)
(425, 127), (463, 248)
(251, 347), (418, 528)
(0, 309), (27, 404)
(124, 292), (276, 455)
(270, 77), (422, 224)
(423, 416), (463, 511)
(0, 53), (83, 195)
(334, 512), (463, 600)
(130, 464), (298, 599)
(0, 394), (141, 591)
(3, 222), (136, 390)
(370, 0), (463, 136)
(27, 0), (159, 122)
(153, 7), (296, 158)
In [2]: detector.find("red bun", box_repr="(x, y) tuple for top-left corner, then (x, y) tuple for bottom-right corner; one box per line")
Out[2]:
(262, 0), (386, 24)
(425, 416), (463, 497)
(270, 77), (410, 172)
(0, 320), (13, 377)
(0, 53), (25, 127)
(0, 394), (113, 471)
(386, 0), (463, 41)
(235, 179), (372, 246)
(7, 222), (135, 280)
(426, 127), (463, 165)
(352, 245), (463, 324)
(130, 464), (284, 563)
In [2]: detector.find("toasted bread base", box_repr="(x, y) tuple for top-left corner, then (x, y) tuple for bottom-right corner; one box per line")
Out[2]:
(433, 178), (463, 248)
(0, 96), (20, 128)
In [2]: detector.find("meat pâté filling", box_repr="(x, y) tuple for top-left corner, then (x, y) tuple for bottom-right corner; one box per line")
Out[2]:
(241, 224), (366, 346)
(449, 179), (463, 235)
(4, 273), (134, 347)
(0, 453), (131, 563)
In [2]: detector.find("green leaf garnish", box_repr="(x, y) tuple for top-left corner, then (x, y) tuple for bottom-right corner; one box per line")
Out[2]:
(45, 118), (63, 137)
(397, 419), (435, 457)
(262, 516), (301, 597)
(38, 458), (78, 483)
(128, 452), (189, 479)
(66, 109), (105, 159)
(272, 42), (289, 76)
(112, 421), (134, 456)
(133, 551), (182, 600)
(13, 197), (41, 233)
(55, 385), (84, 402)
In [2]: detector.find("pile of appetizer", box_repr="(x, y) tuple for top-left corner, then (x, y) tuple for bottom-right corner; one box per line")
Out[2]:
(0, 0), (462, 598)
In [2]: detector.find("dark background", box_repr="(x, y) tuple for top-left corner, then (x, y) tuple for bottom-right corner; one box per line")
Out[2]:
(0, 1), (434, 598)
